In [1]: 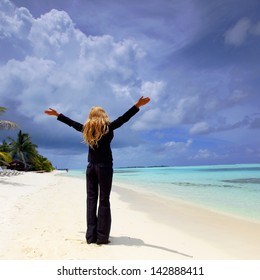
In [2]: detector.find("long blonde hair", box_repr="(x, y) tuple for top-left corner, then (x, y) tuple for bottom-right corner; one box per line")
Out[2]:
(83, 107), (110, 148)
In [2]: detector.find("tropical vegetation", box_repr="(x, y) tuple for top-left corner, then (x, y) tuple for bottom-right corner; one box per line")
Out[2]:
(0, 107), (54, 172)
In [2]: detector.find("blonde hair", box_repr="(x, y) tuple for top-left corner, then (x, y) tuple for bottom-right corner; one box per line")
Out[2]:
(83, 107), (110, 148)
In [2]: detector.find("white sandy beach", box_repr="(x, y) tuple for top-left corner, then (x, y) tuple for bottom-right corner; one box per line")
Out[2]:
(0, 171), (260, 260)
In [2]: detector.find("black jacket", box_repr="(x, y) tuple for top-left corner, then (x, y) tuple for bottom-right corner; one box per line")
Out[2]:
(57, 105), (139, 163)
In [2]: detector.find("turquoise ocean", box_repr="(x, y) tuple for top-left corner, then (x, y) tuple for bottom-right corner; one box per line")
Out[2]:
(62, 164), (260, 223)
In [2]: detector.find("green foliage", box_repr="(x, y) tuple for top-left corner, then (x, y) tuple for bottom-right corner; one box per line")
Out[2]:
(31, 155), (54, 172)
(8, 130), (38, 167)
(0, 140), (12, 165)
(0, 151), (12, 164)
(0, 140), (11, 153)
(1, 130), (54, 172)
(1, 107), (54, 172)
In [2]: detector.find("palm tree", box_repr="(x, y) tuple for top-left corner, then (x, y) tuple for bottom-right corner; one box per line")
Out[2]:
(8, 130), (38, 169)
(1, 130), (54, 172)
(0, 107), (18, 130)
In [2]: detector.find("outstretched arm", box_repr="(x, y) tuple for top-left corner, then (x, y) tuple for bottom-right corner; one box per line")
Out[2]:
(44, 108), (83, 132)
(110, 96), (151, 130)
(135, 96), (150, 108)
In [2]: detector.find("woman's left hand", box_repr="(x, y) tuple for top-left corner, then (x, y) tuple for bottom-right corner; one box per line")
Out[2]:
(135, 96), (150, 108)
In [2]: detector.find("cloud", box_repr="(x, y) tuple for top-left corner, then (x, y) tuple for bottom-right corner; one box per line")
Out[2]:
(0, 0), (170, 169)
(72, 0), (205, 57)
(140, 81), (165, 102)
(1, 0), (260, 167)
(0, 3), (157, 125)
(28, 9), (81, 59)
(133, 95), (202, 131)
(191, 149), (220, 160)
(224, 17), (260, 46)
(190, 115), (260, 135)
(224, 17), (251, 46)
(112, 139), (193, 167)
(0, 1), (33, 39)
(190, 122), (210, 135)
(164, 139), (193, 152)
(132, 84), (251, 132)
(2, 1), (257, 132)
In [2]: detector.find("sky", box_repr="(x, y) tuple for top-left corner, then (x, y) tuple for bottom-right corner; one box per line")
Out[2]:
(1, 0), (260, 169)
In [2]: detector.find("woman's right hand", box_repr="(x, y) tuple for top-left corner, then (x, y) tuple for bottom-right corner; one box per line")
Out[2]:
(44, 108), (59, 116)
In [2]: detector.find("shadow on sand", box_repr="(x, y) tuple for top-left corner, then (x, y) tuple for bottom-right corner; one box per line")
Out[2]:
(110, 235), (193, 259)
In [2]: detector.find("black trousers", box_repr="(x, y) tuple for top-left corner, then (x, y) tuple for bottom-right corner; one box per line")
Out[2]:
(86, 162), (113, 244)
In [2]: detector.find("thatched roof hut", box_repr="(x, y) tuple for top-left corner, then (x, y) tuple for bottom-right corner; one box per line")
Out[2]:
(9, 160), (26, 171)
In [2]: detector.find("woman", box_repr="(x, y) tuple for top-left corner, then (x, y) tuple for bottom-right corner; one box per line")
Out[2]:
(44, 96), (150, 244)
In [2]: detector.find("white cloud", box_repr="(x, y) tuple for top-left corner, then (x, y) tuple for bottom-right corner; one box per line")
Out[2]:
(224, 17), (260, 46)
(172, 96), (201, 123)
(0, 4), (156, 125)
(191, 149), (219, 160)
(131, 108), (171, 130)
(224, 17), (251, 46)
(2, 1), (256, 133)
(140, 81), (165, 102)
(132, 94), (212, 131)
(1, 0), (260, 167)
(0, 1), (33, 39)
(190, 122), (210, 135)
(112, 139), (193, 167)
(28, 9), (80, 59)
(164, 139), (192, 152)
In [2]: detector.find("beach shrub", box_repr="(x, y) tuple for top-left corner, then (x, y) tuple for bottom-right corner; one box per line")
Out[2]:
(31, 154), (54, 172)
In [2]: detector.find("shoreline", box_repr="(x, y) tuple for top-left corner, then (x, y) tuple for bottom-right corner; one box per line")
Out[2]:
(0, 171), (260, 259)
(66, 165), (260, 225)
(113, 179), (260, 225)
(113, 184), (260, 259)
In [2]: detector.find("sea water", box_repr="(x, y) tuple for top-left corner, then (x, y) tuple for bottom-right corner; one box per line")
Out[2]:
(63, 164), (260, 223)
